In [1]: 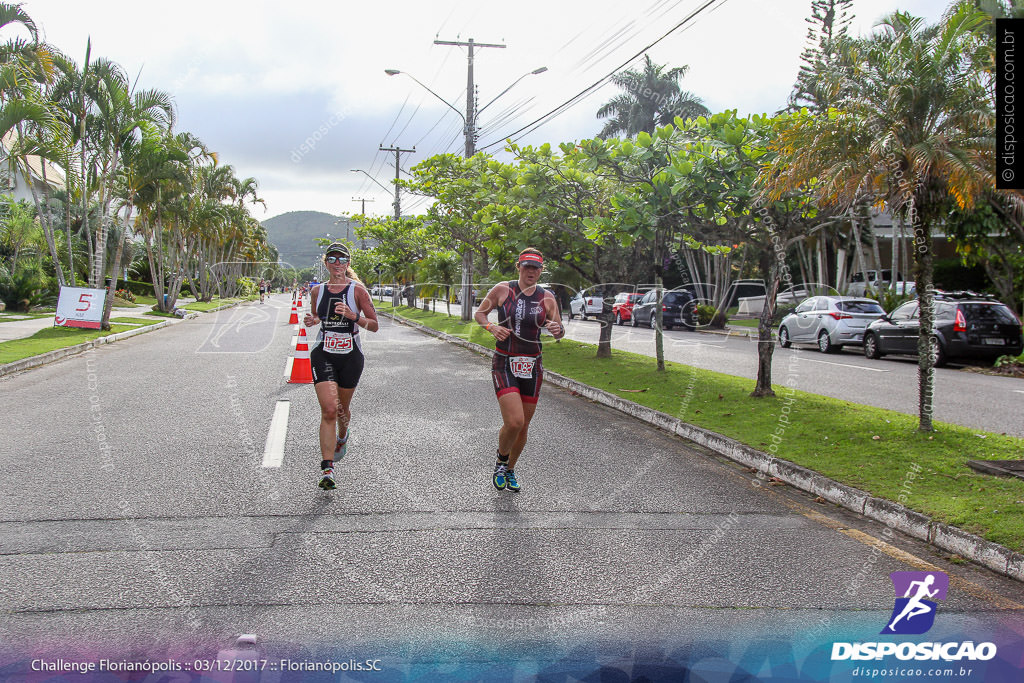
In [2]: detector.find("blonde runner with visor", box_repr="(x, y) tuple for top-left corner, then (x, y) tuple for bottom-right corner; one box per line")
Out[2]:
(304, 243), (379, 490)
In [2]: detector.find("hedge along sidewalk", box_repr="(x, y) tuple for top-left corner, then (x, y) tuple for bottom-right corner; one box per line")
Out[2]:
(378, 306), (1024, 583)
(0, 297), (253, 377)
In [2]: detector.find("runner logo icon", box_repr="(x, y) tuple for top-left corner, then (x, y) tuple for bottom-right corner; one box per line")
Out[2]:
(881, 571), (948, 635)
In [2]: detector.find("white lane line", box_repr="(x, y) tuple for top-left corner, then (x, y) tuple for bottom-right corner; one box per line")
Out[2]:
(1014, 390), (1024, 395)
(262, 400), (291, 468)
(290, 336), (297, 347)
(793, 356), (891, 372)
(284, 357), (293, 378)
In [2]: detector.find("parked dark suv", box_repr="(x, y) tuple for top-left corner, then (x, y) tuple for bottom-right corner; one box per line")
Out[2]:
(630, 288), (697, 330)
(863, 291), (1023, 366)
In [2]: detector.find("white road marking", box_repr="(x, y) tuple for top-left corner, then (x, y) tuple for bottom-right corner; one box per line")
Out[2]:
(284, 357), (293, 378)
(262, 400), (291, 468)
(290, 336), (297, 347)
(1013, 390), (1024, 395)
(792, 356), (891, 372)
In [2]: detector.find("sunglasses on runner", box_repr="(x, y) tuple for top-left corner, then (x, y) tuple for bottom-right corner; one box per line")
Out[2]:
(325, 256), (349, 264)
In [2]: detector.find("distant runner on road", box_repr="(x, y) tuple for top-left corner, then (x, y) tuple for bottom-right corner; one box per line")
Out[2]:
(304, 243), (379, 490)
(474, 248), (564, 492)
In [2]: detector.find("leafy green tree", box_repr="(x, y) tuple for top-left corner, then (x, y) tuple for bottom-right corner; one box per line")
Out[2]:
(787, 0), (855, 112)
(596, 55), (709, 139)
(768, 5), (994, 430)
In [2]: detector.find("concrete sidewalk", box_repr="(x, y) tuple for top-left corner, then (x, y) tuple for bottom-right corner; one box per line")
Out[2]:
(0, 299), (201, 342)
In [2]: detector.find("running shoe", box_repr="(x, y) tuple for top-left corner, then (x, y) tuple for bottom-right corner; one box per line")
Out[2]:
(318, 464), (336, 490)
(492, 463), (508, 490)
(505, 469), (520, 492)
(335, 429), (349, 460)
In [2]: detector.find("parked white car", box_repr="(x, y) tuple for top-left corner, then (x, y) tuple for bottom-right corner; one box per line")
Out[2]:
(569, 290), (605, 320)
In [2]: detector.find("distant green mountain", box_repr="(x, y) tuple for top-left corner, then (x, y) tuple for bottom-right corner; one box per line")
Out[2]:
(262, 211), (368, 269)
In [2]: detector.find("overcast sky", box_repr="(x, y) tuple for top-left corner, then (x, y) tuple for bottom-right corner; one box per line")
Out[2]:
(24, 0), (947, 221)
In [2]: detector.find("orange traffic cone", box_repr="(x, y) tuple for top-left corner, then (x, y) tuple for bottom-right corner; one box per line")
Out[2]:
(288, 325), (313, 384)
(287, 301), (298, 325)
(294, 324), (308, 349)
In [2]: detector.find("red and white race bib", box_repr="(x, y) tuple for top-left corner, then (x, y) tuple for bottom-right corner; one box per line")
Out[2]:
(323, 331), (354, 354)
(509, 355), (536, 379)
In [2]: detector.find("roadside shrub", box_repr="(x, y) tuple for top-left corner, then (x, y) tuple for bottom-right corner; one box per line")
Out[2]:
(114, 288), (135, 303)
(696, 304), (728, 329)
(773, 302), (797, 325)
(236, 277), (258, 297)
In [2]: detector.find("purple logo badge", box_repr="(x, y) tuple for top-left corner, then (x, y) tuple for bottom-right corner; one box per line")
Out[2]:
(881, 571), (949, 635)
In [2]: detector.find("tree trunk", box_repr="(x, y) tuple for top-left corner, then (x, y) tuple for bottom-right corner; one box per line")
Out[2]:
(65, 187), (76, 286)
(891, 214), (902, 291)
(751, 252), (780, 398)
(914, 218), (935, 432)
(100, 207), (131, 330)
(596, 290), (613, 359)
(654, 272), (665, 371)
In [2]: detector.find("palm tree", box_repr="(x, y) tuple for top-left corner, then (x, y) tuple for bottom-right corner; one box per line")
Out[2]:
(596, 55), (709, 139)
(767, 4), (993, 431)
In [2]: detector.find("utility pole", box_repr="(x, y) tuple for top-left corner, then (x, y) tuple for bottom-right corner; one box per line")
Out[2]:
(351, 197), (374, 249)
(379, 145), (414, 306)
(434, 37), (505, 320)
(379, 144), (415, 219)
(352, 197), (374, 216)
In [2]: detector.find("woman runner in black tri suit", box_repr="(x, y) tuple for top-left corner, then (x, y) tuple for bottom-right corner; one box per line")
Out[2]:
(304, 243), (378, 490)
(474, 248), (564, 492)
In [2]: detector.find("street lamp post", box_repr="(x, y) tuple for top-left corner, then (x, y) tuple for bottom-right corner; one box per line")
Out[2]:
(385, 61), (547, 320)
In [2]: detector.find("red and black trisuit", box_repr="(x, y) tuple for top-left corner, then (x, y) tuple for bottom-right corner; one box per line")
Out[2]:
(491, 281), (547, 403)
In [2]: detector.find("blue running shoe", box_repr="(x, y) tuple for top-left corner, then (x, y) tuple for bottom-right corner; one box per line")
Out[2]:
(505, 469), (520, 492)
(492, 463), (507, 490)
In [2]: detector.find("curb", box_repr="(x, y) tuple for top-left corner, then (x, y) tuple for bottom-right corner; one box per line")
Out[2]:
(0, 300), (253, 378)
(382, 311), (1024, 583)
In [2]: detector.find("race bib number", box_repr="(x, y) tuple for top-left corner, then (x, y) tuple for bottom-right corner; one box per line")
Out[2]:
(509, 355), (536, 379)
(323, 331), (354, 354)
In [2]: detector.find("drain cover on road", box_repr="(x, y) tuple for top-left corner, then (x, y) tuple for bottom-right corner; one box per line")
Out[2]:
(967, 460), (1024, 480)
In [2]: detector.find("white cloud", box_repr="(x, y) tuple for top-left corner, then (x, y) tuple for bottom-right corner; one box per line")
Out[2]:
(25, 0), (950, 220)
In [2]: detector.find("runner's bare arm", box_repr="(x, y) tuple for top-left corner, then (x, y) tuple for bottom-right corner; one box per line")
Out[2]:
(354, 286), (379, 332)
(543, 292), (564, 339)
(304, 285), (321, 326)
(475, 282), (511, 340)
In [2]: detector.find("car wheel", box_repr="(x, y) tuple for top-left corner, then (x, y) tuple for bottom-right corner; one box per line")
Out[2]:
(863, 333), (884, 359)
(615, 313), (623, 326)
(630, 313), (638, 327)
(664, 323), (673, 331)
(817, 330), (835, 353)
(930, 336), (948, 368)
(779, 326), (791, 348)
(568, 310), (575, 320)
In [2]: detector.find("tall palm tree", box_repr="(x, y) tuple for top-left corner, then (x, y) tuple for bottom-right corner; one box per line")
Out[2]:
(596, 55), (709, 139)
(767, 3), (993, 431)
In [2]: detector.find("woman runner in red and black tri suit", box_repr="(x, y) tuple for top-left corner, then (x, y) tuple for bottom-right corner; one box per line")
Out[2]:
(474, 248), (564, 492)
(304, 243), (378, 490)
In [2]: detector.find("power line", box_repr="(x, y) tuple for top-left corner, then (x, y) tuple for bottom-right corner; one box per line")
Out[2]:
(479, 0), (727, 150)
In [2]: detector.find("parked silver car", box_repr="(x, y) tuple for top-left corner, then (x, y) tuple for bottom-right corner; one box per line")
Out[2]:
(778, 296), (886, 352)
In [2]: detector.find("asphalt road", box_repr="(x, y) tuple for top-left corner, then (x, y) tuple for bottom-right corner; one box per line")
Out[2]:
(561, 318), (1024, 437)
(1, 294), (1021, 677)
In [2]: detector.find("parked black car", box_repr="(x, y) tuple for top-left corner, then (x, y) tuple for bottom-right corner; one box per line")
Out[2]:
(863, 291), (1023, 366)
(630, 288), (697, 330)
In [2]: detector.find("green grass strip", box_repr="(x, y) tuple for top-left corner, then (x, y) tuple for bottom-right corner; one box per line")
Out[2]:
(387, 304), (1024, 552)
(109, 317), (162, 326)
(0, 323), (150, 365)
(0, 312), (51, 323)
(183, 298), (241, 312)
